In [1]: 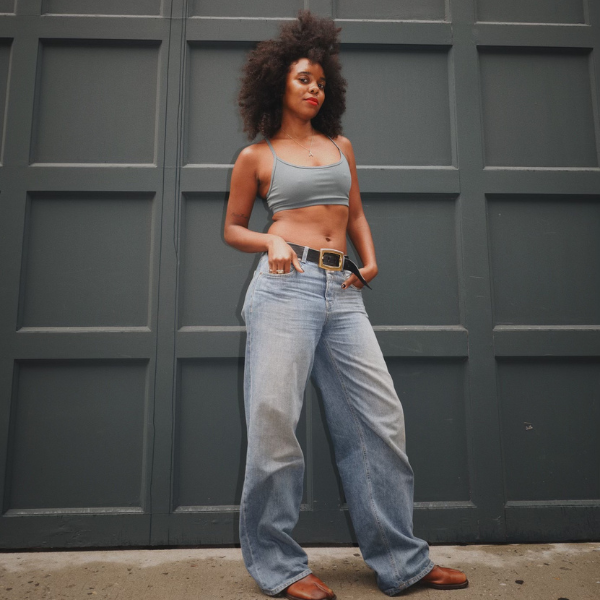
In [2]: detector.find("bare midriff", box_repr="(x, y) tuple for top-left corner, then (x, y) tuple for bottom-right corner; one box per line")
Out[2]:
(268, 204), (349, 254)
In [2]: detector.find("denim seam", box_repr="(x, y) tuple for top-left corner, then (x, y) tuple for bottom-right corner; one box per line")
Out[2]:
(241, 273), (261, 582)
(382, 558), (435, 595)
(263, 568), (313, 596)
(323, 275), (330, 326)
(240, 497), (259, 582)
(322, 338), (402, 585)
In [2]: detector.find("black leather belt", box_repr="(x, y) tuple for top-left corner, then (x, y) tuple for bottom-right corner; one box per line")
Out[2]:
(288, 243), (372, 289)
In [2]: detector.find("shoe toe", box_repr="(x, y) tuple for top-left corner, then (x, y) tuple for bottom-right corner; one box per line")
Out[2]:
(420, 565), (468, 589)
(284, 574), (336, 600)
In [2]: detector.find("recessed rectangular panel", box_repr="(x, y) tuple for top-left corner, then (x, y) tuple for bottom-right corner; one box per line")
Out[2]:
(179, 193), (270, 327)
(498, 359), (600, 501)
(0, 1), (14, 14)
(387, 358), (469, 502)
(477, 0), (584, 24)
(174, 359), (245, 508)
(31, 41), (159, 164)
(480, 48), (597, 167)
(19, 193), (153, 328)
(0, 40), (11, 160)
(342, 47), (452, 166)
(488, 195), (600, 325)
(356, 194), (460, 326)
(7, 360), (147, 510)
(190, 0), (302, 17)
(336, 0), (446, 20)
(186, 43), (250, 165)
(174, 359), (308, 508)
(42, 0), (161, 15)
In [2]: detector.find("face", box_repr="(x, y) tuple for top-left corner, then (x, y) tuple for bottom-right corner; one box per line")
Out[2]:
(282, 58), (326, 118)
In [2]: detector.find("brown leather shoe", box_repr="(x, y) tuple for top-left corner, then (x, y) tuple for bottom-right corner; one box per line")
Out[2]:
(284, 574), (336, 600)
(418, 565), (468, 590)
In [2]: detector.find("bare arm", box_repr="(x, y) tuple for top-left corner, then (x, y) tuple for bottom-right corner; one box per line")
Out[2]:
(336, 136), (378, 288)
(224, 145), (303, 272)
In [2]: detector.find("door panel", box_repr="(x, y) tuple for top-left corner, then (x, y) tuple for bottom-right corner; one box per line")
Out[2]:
(1, 0), (599, 548)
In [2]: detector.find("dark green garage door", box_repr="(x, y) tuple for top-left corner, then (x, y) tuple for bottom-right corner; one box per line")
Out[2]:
(0, 0), (599, 548)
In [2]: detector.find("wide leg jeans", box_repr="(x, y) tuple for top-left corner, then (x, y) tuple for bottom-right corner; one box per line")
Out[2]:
(240, 253), (434, 596)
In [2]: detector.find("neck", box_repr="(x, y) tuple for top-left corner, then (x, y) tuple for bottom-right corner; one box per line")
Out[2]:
(279, 113), (313, 139)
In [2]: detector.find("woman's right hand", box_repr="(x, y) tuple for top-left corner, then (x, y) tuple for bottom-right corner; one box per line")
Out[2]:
(267, 236), (304, 274)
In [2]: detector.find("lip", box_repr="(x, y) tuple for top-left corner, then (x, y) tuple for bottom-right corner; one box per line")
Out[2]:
(304, 98), (319, 106)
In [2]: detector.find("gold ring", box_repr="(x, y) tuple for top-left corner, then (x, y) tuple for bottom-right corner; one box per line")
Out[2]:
(276, 269), (285, 274)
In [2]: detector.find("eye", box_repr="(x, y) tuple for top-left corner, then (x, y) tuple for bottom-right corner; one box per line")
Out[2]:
(318, 83), (325, 90)
(299, 77), (309, 83)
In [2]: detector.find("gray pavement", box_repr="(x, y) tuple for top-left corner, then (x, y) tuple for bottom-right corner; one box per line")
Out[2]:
(1, 543), (599, 600)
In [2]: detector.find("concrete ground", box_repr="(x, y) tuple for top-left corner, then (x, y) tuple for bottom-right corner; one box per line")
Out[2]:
(1, 543), (599, 600)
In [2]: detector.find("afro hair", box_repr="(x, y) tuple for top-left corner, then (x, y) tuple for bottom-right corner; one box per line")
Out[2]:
(238, 10), (347, 140)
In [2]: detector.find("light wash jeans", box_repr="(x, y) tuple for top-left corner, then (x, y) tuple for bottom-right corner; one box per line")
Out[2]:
(240, 253), (434, 596)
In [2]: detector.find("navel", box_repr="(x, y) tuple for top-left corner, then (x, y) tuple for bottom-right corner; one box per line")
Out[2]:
(325, 237), (331, 242)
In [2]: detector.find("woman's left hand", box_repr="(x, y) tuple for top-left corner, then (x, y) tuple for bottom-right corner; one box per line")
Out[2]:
(341, 264), (378, 290)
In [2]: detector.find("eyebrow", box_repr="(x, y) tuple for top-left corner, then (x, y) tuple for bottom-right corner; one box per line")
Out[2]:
(297, 71), (326, 82)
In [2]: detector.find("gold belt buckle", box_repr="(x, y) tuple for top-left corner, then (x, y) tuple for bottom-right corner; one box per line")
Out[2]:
(318, 248), (344, 271)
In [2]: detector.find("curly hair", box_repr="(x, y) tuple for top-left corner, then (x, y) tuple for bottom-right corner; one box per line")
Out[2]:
(238, 10), (347, 140)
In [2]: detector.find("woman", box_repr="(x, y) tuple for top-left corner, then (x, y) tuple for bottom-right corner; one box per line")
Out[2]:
(224, 11), (468, 600)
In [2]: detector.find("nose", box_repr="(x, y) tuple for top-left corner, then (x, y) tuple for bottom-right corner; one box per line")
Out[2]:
(309, 82), (319, 94)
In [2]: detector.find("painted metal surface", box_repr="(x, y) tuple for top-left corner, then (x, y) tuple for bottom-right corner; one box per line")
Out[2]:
(0, 0), (599, 548)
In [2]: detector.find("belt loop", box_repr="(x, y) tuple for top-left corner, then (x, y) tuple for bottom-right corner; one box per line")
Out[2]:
(301, 245), (309, 263)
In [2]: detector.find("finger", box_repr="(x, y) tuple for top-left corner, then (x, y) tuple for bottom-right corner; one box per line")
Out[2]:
(341, 275), (357, 289)
(274, 261), (288, 274)
(291, 255), (304, 273)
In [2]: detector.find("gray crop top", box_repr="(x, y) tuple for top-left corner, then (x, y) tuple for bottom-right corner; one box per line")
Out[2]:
(264, 137), (352, 214)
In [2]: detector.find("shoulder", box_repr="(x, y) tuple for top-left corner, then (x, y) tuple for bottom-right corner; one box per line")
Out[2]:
(332, 135), (354, 156)
(332, 135), (356, 165)
(235, 140), (272, 168)
(332, 135), (352, 151)
(235, 140), (269, 163)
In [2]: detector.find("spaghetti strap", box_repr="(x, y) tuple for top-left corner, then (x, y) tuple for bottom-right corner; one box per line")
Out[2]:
(265, 138), (277, 157)
(264, 139), (278, 201)
(328, 136), (345, 160)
